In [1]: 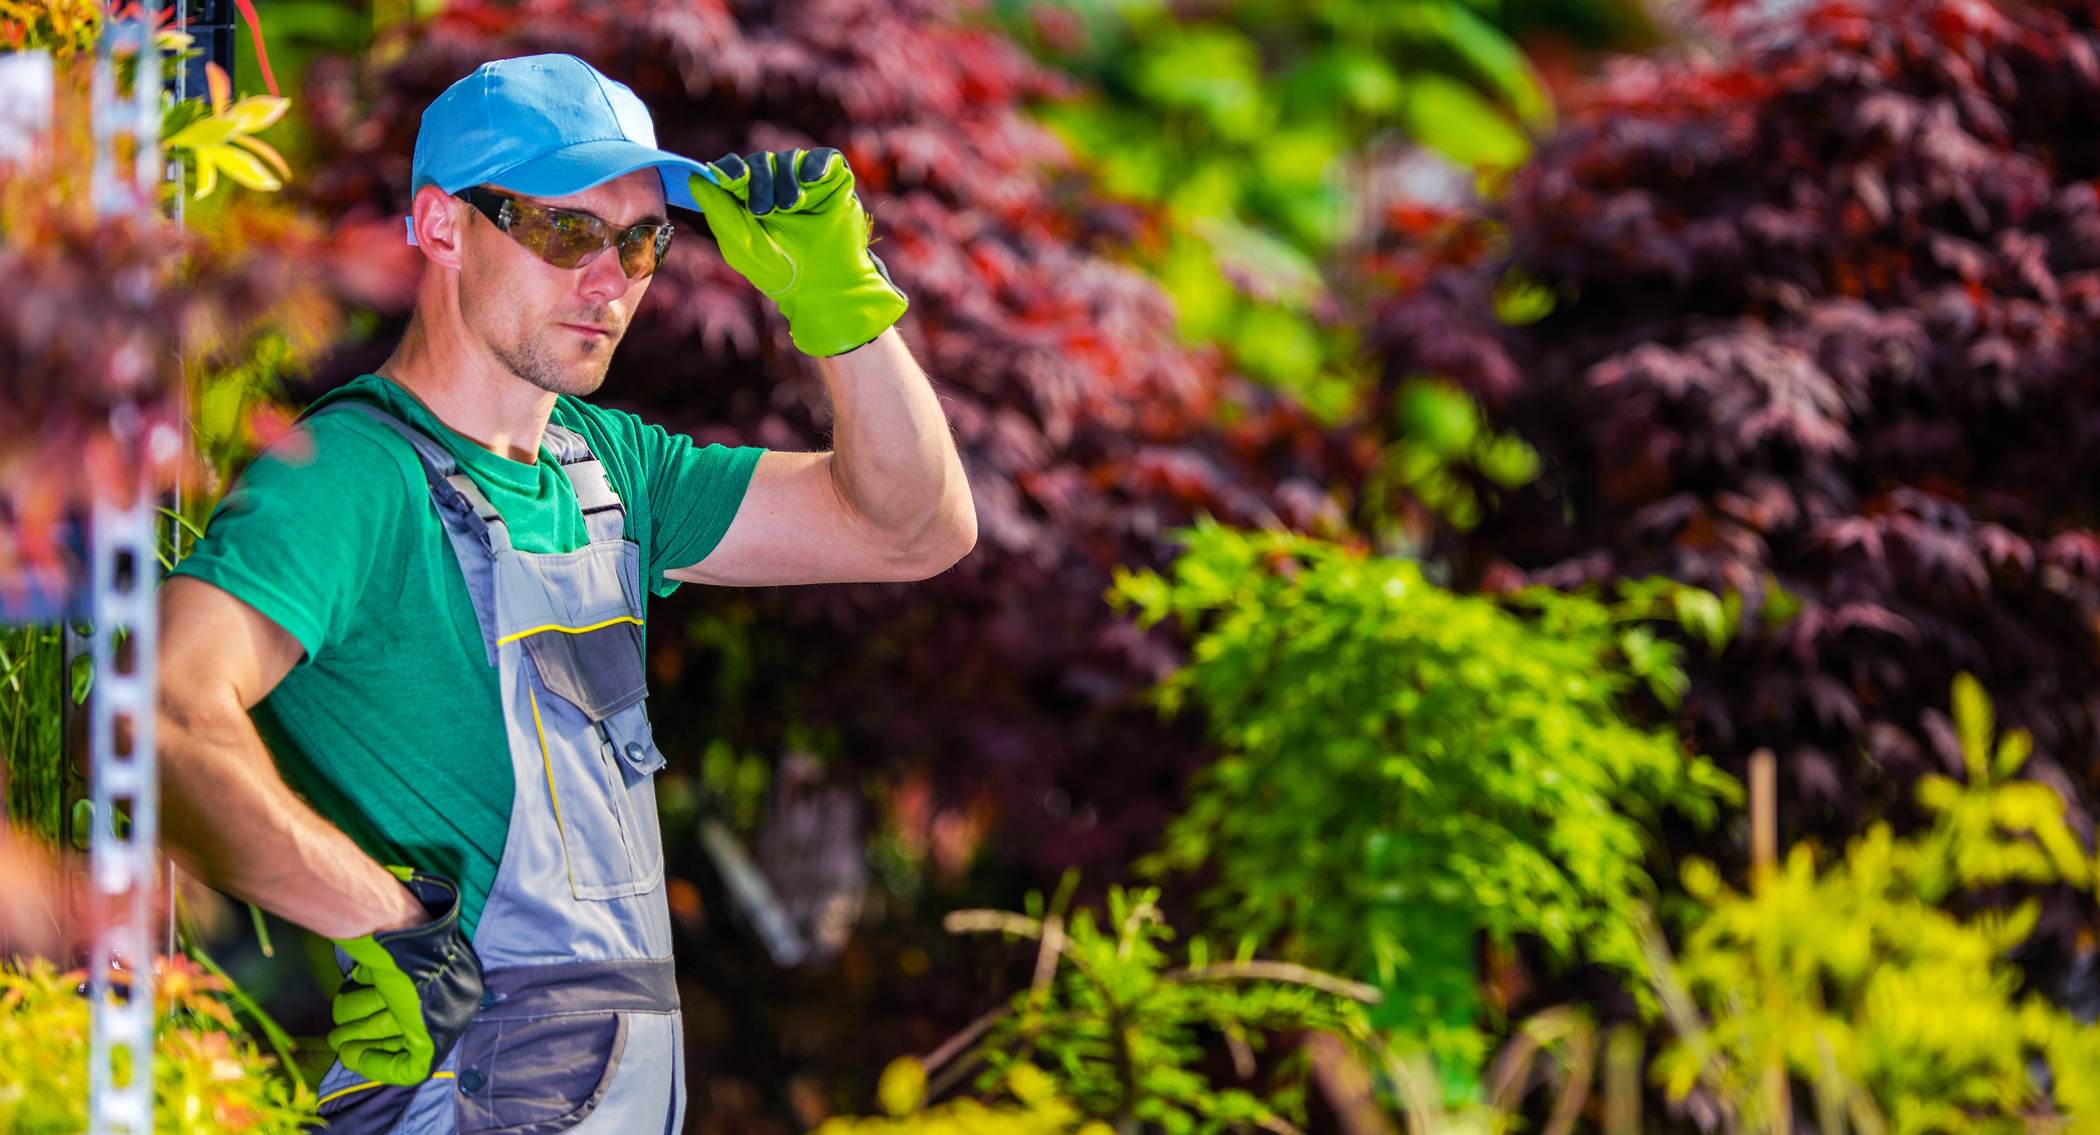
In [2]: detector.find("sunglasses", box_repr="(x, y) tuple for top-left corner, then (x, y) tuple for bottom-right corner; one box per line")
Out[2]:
(456, 187), (676, 279)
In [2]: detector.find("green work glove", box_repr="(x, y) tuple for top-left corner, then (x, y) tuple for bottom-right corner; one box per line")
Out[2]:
(327, 868), (483, 1086)
(689, 148), (909, 357)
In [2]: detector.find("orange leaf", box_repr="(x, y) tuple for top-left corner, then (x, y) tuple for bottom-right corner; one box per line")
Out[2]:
(206, 60), (230, 115)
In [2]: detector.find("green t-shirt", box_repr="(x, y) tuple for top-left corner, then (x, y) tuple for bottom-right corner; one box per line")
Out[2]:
(171, 374), (764, 937)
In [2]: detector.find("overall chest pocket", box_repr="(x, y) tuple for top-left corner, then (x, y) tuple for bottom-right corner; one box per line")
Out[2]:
(529, 689), (667, 902)
(525, 672), (663, 903)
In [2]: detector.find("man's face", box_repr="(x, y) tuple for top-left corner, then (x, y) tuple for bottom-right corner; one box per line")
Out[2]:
(453, 168), (667, 398)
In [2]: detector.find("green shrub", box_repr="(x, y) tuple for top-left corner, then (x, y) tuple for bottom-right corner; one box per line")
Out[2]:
(817, 1061), (1110, 1135)
(1654, 675), (2100, 1134)
(1113, 522), (1735, 1079)
(0, 957), (318, 1134)
(936, 882), (1382, 1135)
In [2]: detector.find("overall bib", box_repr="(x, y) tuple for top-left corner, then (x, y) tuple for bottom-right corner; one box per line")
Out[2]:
(310, 402), (683, 1135)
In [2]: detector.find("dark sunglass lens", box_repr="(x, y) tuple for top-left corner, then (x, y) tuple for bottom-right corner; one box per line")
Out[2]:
(544, 211), (614, 268)
(617, 224), (672, 279)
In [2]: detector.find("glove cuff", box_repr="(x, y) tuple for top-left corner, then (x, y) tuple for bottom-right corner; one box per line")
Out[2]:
(334, 869), (484, 1084)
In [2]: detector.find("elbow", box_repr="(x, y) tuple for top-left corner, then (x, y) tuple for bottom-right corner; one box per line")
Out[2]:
(892, 500), (977, 581)
(936, 506), (979, 572)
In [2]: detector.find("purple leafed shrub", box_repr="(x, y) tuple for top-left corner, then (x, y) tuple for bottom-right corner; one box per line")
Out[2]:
(1372, 0), (2100, 952)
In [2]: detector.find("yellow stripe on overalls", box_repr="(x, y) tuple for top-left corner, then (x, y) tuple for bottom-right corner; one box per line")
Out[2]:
(318, 1071), (455, 1107)
(495, 615), (643, 646)
(528, 687), (577, 894)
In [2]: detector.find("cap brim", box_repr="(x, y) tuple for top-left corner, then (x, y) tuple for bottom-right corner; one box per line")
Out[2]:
(463, 139), (719, 211)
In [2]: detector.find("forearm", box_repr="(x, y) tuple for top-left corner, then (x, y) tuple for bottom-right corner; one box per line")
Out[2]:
(159, 689), (422, 939)
(816, 328), (975, 563)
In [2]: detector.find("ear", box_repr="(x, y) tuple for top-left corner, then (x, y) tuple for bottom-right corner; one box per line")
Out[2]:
(411, 184), (469, 271)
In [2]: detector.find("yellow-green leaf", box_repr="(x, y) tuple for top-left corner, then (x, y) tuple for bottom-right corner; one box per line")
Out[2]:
(1952, 672), (1992, 781)
(204, 144), (283, 192)
(165, 115), (238, 151)
(223, 94), (289, 134)
(230, 133), (291, 180)
(876, 1057), (926, 1118)
(1401, 73), (1531, 173)
(192, 151), (218, 200)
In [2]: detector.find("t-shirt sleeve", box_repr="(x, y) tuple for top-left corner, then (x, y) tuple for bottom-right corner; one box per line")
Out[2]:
(169, 418), (411, 662)
(630, 420), (764, 597)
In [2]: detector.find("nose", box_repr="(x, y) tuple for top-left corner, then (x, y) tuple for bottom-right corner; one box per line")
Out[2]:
(574, 242), (633, 303)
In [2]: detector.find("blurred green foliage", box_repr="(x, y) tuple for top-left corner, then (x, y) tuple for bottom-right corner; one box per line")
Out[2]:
(1001, 0), (1559, 418)
(0, 958), (319, 1134)
(1654, 674), (2100, 1133)
(817, 1060), (1109, 1135)
(944, 883), (1380, 1135)
(1113, 522), (1737, 1087)
(0, 626), (68, 843)
(1370, 377), (1540, 537)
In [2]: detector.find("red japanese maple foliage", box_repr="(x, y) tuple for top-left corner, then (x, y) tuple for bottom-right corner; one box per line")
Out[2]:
(1374, 0), (2100, 913)
(296, 0), (1356, 871)
(0, 81), (409, 597)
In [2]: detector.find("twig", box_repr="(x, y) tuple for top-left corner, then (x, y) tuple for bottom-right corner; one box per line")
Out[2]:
(1223, 1024), (1256, 1079)
(923, 1051), (985, 1105)
(1377, 1046), (1440, 1135)
(1031, 914), (1065, 1005)
(944, 909), (1045, 938)
(1257, 1114), (1310, 1135)
(1542, 1022), (1596, 1135)
(1165, 961), (1382, 1003)
(1487, 1031), (1543, 1113)
(920, 1004), (1010, 1075)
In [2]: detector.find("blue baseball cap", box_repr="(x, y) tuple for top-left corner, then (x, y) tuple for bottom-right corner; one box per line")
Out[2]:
(408, 53), (716, 240)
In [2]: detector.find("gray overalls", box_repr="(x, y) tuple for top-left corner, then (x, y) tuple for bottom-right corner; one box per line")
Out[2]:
(310, 399), (683, 1135)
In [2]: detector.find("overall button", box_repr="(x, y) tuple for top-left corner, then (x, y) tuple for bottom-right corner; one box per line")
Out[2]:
(625, 742), (646, 764)
(459, 1067), (485, 1094)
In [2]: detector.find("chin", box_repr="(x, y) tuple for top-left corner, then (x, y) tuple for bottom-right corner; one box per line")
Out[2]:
(503, 334), (618, 397)
(554, 366), (612, 397)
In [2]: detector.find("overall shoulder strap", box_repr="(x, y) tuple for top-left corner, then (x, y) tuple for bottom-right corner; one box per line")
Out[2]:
(541, 422), (626, 544)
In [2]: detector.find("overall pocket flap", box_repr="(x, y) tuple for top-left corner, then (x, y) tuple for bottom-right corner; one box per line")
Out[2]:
(605, 706), (666, 776)
(455, 1011), (627, 1135)
(522, 619), (647, 722)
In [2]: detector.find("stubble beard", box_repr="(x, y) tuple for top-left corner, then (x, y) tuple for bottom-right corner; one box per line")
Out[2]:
(483, 303), (629, 398)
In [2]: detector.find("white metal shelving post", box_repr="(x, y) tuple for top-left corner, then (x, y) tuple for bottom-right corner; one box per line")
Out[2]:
(85, 490), (160, 1135)
(87, 1), (164, 1129)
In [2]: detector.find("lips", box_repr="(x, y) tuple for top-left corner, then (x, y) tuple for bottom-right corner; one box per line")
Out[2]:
(561, 322), (614, 338)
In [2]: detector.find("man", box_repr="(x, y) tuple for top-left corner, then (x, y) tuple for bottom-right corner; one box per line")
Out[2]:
(157, 53), (974, 1135)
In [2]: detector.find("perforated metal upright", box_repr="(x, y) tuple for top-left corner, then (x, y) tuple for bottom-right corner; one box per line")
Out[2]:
(86, 3), (164, 1131)
(89, 0), (160, 216)
(84, 491), (160, 1135)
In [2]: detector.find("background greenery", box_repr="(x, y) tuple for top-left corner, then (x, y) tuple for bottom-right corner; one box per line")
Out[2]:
(6, 0), (2100, 1131)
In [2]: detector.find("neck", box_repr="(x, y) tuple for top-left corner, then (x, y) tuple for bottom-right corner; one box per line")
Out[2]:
(375, 293), (559, 465)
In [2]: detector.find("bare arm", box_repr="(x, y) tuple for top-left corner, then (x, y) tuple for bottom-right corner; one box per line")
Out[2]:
(158, 576), (426, 938)
(668, 328), (976, 587)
